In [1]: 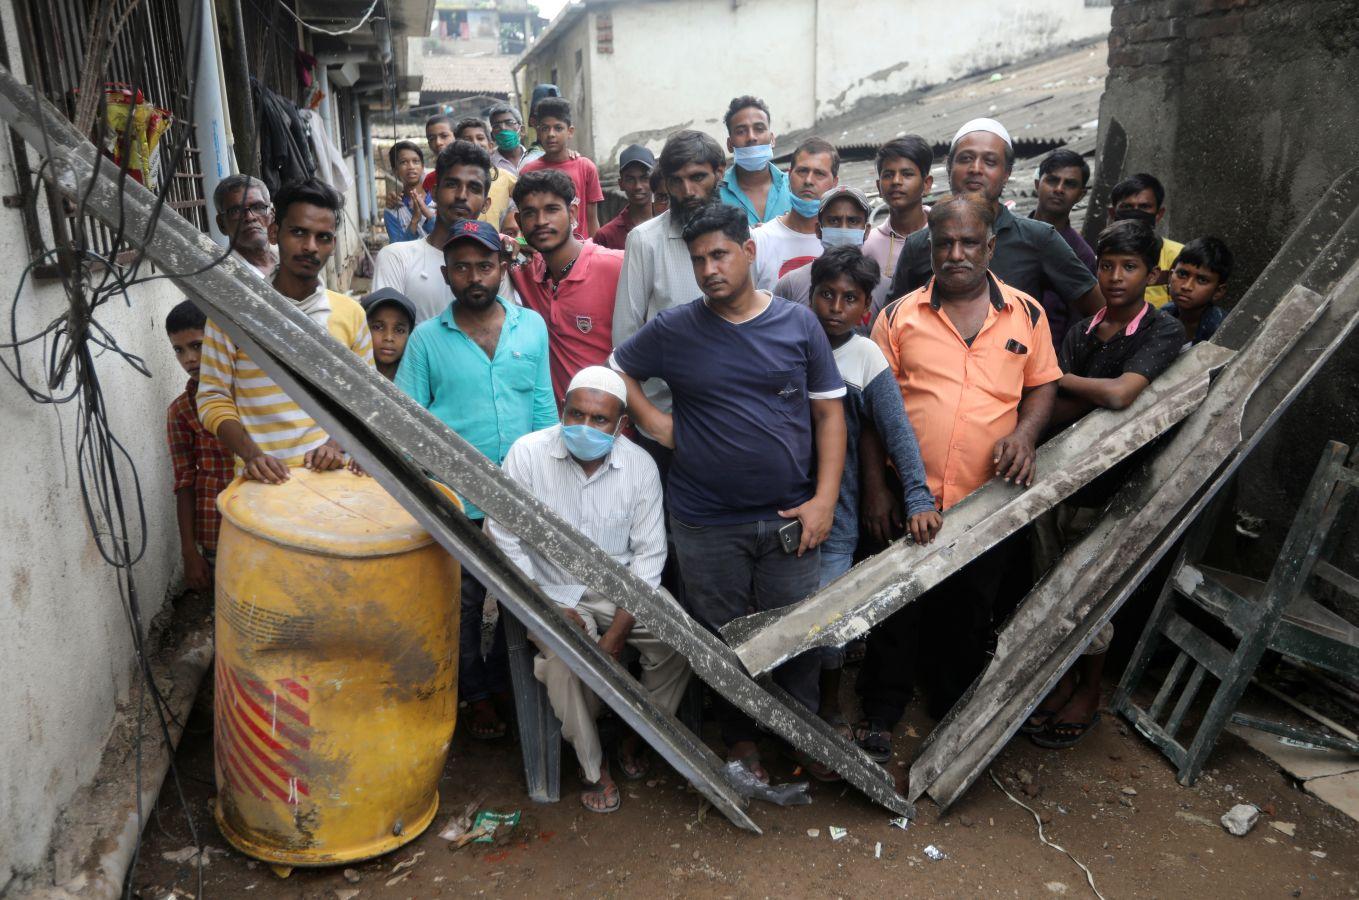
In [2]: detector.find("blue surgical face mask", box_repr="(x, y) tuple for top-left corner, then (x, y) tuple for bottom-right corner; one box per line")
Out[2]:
(821, 227), (865, 248)
(789, 194), (821, 218)
(732, 143), (773, 172)
(561, 422), (619, 461)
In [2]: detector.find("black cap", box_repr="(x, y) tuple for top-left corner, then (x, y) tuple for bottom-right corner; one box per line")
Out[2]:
(530, 84), (561, 114)
(361, 288), (417, 326)
(619, 144), (656, 172)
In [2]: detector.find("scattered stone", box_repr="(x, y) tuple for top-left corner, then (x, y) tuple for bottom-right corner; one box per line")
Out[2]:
(959, 814), (975, 828)
(1018, 769), (1034, 785)
(807, 829), (820, 838)
(1221, 804), (1260, 836)
(335, 891), (360, 900)
(1118, 797), (1135, 808)
(1263, 802), (1277, 817)
(1311, 850), (1327, 859)
(923, 844), (946, 861)
(1023, 781), (1041, 799)
(342, 869), (361, 884)
(874, 842), (882, 859)
(646, 780), (658, 788)
(385, 871), (411, 888)
(1045, 882), (1068, 894)
(1176, 811), (1217, 828)
(1039, 810), (1053, 825)
(1271, 821), (1298, 838)
(1121, 786), (1138, 796)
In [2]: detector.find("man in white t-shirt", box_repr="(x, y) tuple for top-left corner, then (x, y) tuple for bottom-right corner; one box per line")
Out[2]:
(372, 141), (492, 322)
(751, 138), (838, 293)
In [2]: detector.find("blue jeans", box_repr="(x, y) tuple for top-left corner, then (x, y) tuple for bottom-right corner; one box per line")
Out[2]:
(669, 515), (821, 745)
(459, 572), (508, 703)
(818, 549), (855, 670)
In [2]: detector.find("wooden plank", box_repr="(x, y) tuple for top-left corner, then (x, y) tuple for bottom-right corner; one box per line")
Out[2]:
(1165, 664), (1209, 741)
(911, 267), (1355, 809)
(1148, 651), (1190, 722)
(1163, 613), (1233, 680)
(724, 342), (1233, 677)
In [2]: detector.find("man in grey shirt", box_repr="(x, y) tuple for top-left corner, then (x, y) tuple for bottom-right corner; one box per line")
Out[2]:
(880, 118), (1102, 322)
(612, 130), (727, 417)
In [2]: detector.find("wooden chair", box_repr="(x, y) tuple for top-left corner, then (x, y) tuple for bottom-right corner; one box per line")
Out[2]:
(1113, 440), (1359, 785)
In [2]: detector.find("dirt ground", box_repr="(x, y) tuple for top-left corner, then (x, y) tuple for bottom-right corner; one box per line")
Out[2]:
(130, 675), (1359, 900)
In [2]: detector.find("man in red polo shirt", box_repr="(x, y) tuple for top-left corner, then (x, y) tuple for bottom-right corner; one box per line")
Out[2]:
(855, 193), (1060, 752)
(510, 169), (625, 407)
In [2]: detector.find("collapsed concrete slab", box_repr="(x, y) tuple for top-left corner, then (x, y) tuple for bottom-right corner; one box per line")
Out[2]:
(0, 65), (909, 831)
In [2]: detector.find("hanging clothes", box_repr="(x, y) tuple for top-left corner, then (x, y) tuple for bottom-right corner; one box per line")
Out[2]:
(301, 107), (353, 195)
(252, 77), (316, 195)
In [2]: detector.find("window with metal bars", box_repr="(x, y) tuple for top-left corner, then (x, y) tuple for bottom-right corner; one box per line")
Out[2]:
(8, 0), (209, 262)
(338, 86), (356, 156)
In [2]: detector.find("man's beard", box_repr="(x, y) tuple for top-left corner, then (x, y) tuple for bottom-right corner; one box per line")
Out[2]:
(455, 283), (497, 310)
(676, 191), (718, 225)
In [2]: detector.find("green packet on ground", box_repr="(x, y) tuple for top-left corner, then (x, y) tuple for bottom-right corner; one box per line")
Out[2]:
(471, 809), (521, 843)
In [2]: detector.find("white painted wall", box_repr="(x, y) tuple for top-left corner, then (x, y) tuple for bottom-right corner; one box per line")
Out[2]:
(814, 0), (1111, 119)
(0, 50), (186, 889)
(521, 0), (1109, 163)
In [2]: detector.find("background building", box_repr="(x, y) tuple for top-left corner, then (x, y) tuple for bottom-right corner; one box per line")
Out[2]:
(512, 0), (1111, 164)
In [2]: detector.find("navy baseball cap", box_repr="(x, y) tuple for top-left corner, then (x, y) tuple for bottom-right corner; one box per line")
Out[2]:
(361, 288), (417, 326)
(619, 144), (656, 172)
(442, 219), (503, 253)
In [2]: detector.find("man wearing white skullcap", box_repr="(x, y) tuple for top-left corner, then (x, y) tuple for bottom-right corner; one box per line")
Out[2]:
(877, 116), (1103, 324)
(486, 365), (689, 815)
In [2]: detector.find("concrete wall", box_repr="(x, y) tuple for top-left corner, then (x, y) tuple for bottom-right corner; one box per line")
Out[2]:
(1090, 0), (1359, 566)
(518, 0), (1108, 164)
(815, 0), (1110, 119)
(0, 7), (186, 887)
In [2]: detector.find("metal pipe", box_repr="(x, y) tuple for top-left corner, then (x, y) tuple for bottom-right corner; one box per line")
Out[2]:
(222, 0), (257, 176)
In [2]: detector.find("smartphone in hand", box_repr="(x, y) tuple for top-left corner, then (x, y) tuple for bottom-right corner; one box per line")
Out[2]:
(778, 519), (803, 554)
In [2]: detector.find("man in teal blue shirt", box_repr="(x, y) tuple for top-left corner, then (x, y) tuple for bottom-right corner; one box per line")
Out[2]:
(395, 218), (556, 741)
(717, 95), (791, 226)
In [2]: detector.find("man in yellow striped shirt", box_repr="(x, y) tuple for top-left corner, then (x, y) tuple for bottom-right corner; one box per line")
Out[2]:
(198, 178), (374, 483)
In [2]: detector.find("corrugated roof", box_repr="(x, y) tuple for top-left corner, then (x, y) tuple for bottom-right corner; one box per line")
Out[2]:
(419, 52), (515, 96)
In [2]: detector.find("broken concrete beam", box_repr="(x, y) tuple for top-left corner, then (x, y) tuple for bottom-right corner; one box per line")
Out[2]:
(0, 65), (910, 824)
(912, 253), (1359, 810)
(723, 341), (1233, 677)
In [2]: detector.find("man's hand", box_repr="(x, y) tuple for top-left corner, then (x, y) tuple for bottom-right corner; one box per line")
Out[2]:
(993, 430), (1038, 486)
(243, 451), (289, 484)
(348, 456), (369, 477)
(383, 188), (401, 210)
(303, 439), (347, 472)
(597, 629), (626, 661)
(562, 607), (589, 633)
(907, 510), (943, 545)
(861, 479), (903, 545)
(183, 549), (213, 593)
(778, 496), (835, 556)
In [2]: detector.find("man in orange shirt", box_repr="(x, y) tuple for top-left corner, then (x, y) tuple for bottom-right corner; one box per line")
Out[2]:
(855, 194), (1059, 750)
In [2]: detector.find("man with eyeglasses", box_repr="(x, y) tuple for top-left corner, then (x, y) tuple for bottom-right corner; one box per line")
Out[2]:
(213, 174), (278, 277)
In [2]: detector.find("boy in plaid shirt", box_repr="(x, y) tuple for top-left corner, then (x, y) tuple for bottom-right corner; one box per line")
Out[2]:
(165, 300), (235, 592)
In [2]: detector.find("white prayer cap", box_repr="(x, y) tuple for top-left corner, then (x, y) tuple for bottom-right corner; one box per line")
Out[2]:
(951, 117), (1013, 149)
(566, 365), (628, 406)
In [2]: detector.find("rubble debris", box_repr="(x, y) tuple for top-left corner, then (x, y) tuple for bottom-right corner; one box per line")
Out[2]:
(806, 828), (820, 838)
(438, 796), (485, 842)
(1271, 821), (1298, 837)
(1221, 804), (1261, 836)
(829, 826), (848, 841)
(722, 761), (812, 806)
(923, 845), (946, 860)
(889, 816), (911, 830)
(342, 869), (361, 883)
(472, 810), (521, 843)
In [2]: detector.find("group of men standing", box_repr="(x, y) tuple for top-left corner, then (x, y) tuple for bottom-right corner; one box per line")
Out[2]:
(192, 89), (1214, 815)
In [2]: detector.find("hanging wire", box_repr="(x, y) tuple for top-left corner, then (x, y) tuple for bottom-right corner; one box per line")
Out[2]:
(279, 0), (382, 37)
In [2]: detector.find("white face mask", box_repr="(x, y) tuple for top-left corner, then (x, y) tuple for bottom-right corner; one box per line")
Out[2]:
(821, 227), (865, 249)
(732, 144), (773, 172)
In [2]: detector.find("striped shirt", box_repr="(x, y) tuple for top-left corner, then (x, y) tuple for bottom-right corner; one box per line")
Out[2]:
(611, 209), (702, 414)
(197, 285), (373, 470)
(485, 425), (666, 609)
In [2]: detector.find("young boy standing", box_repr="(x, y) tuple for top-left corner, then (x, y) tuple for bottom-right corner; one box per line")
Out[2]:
(520, 98), (604, 239)
(362, 288), (417, 380)
(385, 141), (434, 243)
(455, 117), (518, 232)
(1168, 236), (1232, 346)
(1029, 220), (1184, 750)
(165, 300), (235, 593)
(592, 144), (658, 250)
(862, 136), (933, 312)
(808, 246), (940, 747)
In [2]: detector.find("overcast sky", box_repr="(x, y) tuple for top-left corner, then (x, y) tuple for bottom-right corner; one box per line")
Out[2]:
(536, 0), (571, 22)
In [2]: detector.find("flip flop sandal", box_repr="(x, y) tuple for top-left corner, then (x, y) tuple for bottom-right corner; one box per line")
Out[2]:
(1031, 712), (1101, 749)
(1020, 707), (1061, 735)
(854, 721), (893, 763)
(579, 780), (622, 814)
(615, 744), (650, 782)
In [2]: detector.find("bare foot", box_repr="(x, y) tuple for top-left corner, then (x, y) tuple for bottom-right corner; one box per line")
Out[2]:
(728, 740), (769, 784)
(468, 698), (506, 740)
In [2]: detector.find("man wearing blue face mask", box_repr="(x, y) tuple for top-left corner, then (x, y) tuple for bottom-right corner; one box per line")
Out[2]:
(775, 184), (874, 308)
(487, 365), (688, 815)
(751, 138), (840, 293)
(718, 95), (791, 225)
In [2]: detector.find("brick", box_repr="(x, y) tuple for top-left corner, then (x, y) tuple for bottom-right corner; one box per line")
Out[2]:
(1184, 11), (1245, 39)
(1108, 31), (1129, 50)
(1128, 18), (1183, 43)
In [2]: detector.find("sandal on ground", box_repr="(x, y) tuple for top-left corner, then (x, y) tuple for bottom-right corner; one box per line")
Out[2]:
(615, 743), (650, 781)
(579, 778), (621, 814)
(467, 699), (507, 741)
(1020, 706), (1061, 735)
(854, 720), (893, 763)
(1031, 712), (1101, 749)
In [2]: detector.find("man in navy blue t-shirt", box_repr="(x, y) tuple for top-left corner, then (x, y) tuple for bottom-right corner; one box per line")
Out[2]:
(611, 202), (847, 783)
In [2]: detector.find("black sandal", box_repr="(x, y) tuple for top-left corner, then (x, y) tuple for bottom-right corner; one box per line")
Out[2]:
(854, 720), (892, 763)
(1031, 712), (1101, 749)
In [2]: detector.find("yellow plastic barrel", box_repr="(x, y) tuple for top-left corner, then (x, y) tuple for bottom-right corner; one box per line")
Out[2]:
(212, 468), (460, 866)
